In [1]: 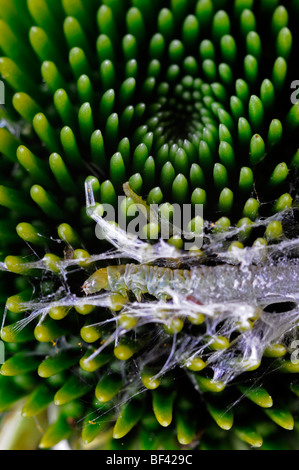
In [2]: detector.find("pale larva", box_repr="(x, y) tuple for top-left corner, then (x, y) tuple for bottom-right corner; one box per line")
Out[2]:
(83, 262), (299, 307)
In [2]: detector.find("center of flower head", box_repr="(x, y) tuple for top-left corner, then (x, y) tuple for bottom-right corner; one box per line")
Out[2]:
(150, 74), (204, 143)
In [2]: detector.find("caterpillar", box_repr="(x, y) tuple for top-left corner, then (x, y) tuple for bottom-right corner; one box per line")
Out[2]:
(83, 261), (299, 307)
(84, 180), (299, 306)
